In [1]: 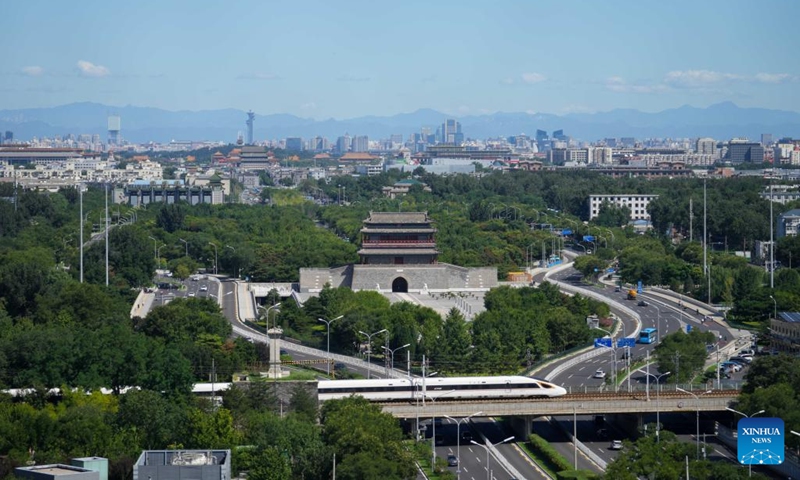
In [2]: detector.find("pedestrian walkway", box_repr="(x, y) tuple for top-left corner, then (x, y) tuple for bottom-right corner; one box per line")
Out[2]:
(130, 290), (154, 318)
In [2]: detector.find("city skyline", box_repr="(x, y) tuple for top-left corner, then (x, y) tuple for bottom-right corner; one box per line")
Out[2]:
(2, 0), (799, 118)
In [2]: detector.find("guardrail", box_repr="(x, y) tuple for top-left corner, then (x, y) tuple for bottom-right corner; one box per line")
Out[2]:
(544, 281), (643, 382)
(230, 323), (409, 380)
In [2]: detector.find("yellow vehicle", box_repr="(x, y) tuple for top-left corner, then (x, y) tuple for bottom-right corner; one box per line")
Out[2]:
(627, 289), (637, 300)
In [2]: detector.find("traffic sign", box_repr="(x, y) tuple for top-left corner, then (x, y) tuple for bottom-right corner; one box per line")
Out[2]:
(562, 229), (572, 236)
(583, 235), (595, 242)
(637, 280), (643, 294)
(686, 325), (692, 333)
(594, 337), (612, 348)
(617, 338), (636, 348)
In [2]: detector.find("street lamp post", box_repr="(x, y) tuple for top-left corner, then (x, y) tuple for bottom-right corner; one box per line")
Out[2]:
(208, 242), (218, 275)
(637, 367), (671, 441)
(179, 238), (188, 257)
(595, 327), (618, 389)
(259, 302), (281, 328)
(382, 343), (411, 375)
(156, 243), (167, 261)
(358, 329), (387, 379)
(653, 304), (662, 344)
(226, 245), (236, 277)
(470, 436), (515, 480)
(444, 412), (483, 480)
(677, 388), (713, 459)
(148, 236), (157, 260)
(726, 407), (765, 477)
(318, 315), (344, 375)
(770, 295), (777, 319)
(427, 389), (456, 472)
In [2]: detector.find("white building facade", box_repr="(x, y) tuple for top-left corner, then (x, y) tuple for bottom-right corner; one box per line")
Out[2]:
(588, 194), (659, 221)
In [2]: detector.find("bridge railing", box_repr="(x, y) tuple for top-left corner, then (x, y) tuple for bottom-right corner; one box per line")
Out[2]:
(231, 324), (409, 379)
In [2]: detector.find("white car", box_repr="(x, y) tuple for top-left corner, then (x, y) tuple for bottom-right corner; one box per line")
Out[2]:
(593, 369), (606, 379)
(188, 292), (196, 297)
(610, 440), (623, 450)
(200, 285), (208, 292)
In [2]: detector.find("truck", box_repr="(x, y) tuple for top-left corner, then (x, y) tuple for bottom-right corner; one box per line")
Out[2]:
(627, 289), (637, 300)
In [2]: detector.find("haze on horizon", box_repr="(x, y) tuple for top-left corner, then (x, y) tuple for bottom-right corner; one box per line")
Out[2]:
(2, 0), (799, 119)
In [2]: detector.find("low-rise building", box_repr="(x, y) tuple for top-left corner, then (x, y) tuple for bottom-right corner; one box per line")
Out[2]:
(133, 450), (231, 480)
(771, 312), (800, 353)
(778, 209), (800, 238)
(15, 465), (99, 480)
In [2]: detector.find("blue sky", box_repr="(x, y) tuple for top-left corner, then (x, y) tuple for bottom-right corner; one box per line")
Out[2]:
(2, 0), (799, 118)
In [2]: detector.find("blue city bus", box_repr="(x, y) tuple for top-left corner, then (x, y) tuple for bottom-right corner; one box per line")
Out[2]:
(638, 328), (658, 344)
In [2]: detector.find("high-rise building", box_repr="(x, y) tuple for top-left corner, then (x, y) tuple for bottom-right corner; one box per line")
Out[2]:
(246, 111), (255, 145)
(390, 134), (403, 146)
(761, 133), (773, 146)
(593, 147), (613, 164)
(352, 135), (369, 152)
(336, 135), (351, 154)
(2, 131), (12, 145)
(552, 129), (567, 141)
(440, 119), (464, 145)
(696, 137), (717, 155)
(726, 140), (764, 163)
(285, 137), (303, 151)
(107, 115), (121, 146)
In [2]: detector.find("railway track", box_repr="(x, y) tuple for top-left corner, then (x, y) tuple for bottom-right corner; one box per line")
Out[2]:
(376, 389), (739, 406)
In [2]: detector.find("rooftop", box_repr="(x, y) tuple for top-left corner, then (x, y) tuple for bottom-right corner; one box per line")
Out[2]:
(357, 248), (440, 255)
(16, 464), (95, 476)
(365, 211), (430, 224)
(778, 312), (800, 323)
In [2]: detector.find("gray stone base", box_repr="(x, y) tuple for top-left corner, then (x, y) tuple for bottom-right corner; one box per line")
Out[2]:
(299, 263), (497, 293)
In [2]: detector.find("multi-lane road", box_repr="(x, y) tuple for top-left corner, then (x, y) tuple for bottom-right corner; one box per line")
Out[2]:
(150, 263), (751, 479)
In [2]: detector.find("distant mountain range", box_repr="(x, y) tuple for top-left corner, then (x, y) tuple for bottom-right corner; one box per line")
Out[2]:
(1, 101), (798, 144)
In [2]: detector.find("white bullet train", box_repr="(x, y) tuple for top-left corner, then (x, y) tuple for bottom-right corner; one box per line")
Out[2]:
(317, 375), (567, 402)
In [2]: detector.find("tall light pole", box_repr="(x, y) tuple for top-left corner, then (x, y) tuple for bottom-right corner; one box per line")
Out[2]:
(318, 315), (344, 375)
(79, 185), (84, 283)
(208, 242), (218, 275)
(727, 407), (765, 477)
(677, 388), (713, 459)
(703, 178), (708, 303)
(179, 238), (188, 257)
(653, 304), (662, 344)
(770, 178), (774, 289)
(638, 368), (671, 441)
(358, 329), (387, 379)
(258, 302), (282, 329)
(595, 327), (618, 388)
(156, 244), (167, 261)
(383, 343), (410, 375)
(147, 235), (158, 260)
(470, 436), (515, 480)
(226, 245), (236, 278)
(444, 412), (482, 480)
(105, 183), (109, 286)
(770, 295), (777, 320)
(427, 389), (456, 472)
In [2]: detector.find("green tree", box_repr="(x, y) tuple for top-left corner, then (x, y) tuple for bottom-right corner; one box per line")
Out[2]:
(321, 397), (415, 479)
(156, 203), (186, 233)
(594, 202), (630, 227)
(653, 330), (715, 383)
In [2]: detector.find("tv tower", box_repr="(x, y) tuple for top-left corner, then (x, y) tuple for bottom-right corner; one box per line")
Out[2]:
(246, 111), (255, 145)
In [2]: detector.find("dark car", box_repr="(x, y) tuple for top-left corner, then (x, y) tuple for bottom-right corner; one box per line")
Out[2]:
(447, 455), (458, 467)
(461, 430), (473, 442)
(596, 428), (609, 440)
(637, 300), (649, 307)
